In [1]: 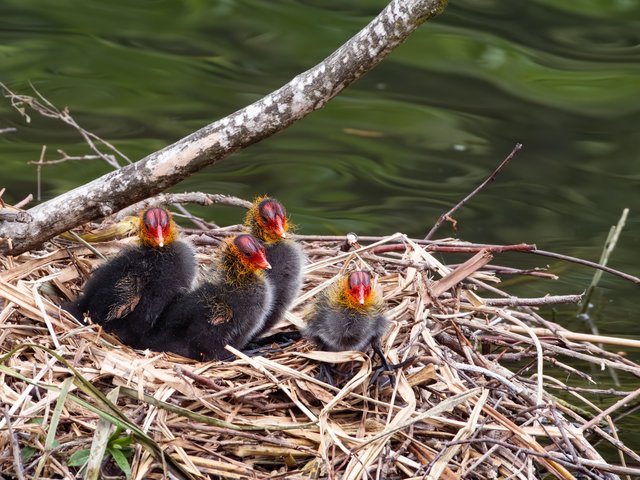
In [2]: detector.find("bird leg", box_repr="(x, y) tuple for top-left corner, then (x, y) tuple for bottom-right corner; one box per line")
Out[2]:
(317, 362), (336, 386)
(371, 338), (392, 372)
(370, 338), (404, 387)
(316, 362), (351, 387)
(242, 330), (302, 355)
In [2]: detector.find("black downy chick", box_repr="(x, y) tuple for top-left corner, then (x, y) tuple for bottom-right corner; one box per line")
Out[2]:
(302, 270), (390, 382)
(143, 234), (273, 361)
(245, 196), (305, 340)
(64, 207), (197, 347)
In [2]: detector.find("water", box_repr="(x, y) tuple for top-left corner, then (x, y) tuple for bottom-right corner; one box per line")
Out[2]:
(1, 0), (639, 457)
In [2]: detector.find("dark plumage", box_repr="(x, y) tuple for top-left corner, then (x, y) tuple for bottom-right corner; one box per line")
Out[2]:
(303, 270), (388, 354)
(245, 197), (305, 338)
(143, 234), (273, 361)
(64, 207), (197, 347)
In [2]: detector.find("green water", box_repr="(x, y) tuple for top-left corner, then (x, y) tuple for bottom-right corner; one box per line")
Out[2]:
(1, 0), (639, 459)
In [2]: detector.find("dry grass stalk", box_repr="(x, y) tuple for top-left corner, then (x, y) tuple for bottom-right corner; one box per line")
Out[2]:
(0, 218), (639, 479)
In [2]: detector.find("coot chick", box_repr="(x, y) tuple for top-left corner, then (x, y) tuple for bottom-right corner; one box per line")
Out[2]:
(144, 234), (273, 361)
(303, 270), (390, 381)
(245, 196), (305, 339)
(65, 207), (197, 347)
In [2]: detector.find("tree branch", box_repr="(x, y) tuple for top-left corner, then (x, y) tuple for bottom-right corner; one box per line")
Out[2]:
(0, 0), (448, 255)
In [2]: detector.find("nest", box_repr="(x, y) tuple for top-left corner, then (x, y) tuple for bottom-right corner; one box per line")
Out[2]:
(0, 226), (639, 480)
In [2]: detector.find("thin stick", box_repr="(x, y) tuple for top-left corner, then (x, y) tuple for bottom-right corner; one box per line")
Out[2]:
(503, 326), (640, 350)
(424, 143), (523, 240)
(2, 408), (26, 480)
(114, 192), (252, 220)
(577, 210), (629, 389)
(36, 145), (46, 202)
(447, 437), (640, 477)
(474, 294), (583, 307)
(0, 356), (59, 431)
(579, 387), (640, 433)
(499, 310), (545, 406)
(372, 242), (535, 255)
(529, 249), (640, 285)
(579, 208), (629, 314)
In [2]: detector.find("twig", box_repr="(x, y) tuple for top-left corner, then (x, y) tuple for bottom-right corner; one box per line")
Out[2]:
(371, 242), (535, 255)
(175, 365), (225, 391)
(1, 82), (129, 169)
(2, 408), (26, 480)
(579, 208), (630, 315)
(446, 437), (640, 477)
(456, 317), (640, 376)
(498, 310), (545, 406)
(579, 387), (640, 433)
(114, 193), (252, 220)
(174, 423), (317, 455)
(453, 363), (526, 396)
(529, 248), (640, 285)
(504, 326), (640, 349)
(544, 384), (634, 397)
(36, 145), (46, 201)
(549, 406), (581, 470)
(578, 210), (629, 389)
(66, 230), (107, 260)
(463, 264), (558, 280)
(171, 204), (219, 230)
(471, 294), (583, 307)
(424, 143), (523, 240)
(14, 194), (33, 209)
(28, 150), (105, 165)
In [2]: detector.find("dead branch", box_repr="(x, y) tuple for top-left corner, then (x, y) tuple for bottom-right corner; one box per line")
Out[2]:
(114, 192), (252, 220)
(2, 82), (129, 168)
(474, 294), (583, 307)
(372, 242), (536, 255)
(530, 249), (640, 285)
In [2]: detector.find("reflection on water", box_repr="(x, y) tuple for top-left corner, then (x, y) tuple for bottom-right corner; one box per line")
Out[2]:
(1, 0), (639, 451)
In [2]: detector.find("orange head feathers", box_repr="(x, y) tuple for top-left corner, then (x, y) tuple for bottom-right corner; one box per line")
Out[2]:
(139, 207), (177, 248)
(246, 196), (289, 243)
(334, 270), (377, 311)
(223, 234), (271, 281)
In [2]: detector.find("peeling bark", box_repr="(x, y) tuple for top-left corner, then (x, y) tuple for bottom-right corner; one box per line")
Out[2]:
(0, 0), (447, 255)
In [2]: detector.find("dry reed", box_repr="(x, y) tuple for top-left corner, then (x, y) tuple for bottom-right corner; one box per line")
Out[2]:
(0, 221), (639, 480)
